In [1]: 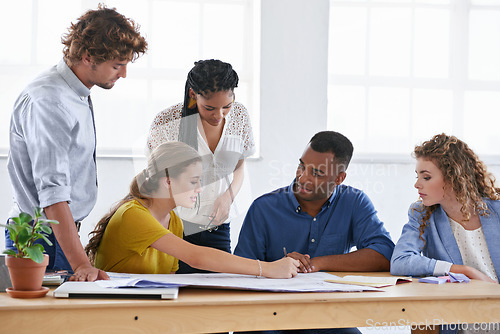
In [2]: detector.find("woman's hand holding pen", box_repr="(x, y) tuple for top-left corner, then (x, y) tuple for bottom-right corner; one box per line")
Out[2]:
(263, 257), (300, 278)
(285, 251), (316, 273)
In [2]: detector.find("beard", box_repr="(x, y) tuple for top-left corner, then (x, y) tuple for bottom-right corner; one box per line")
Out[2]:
(95, 82), (115, 90)
(90, 64), (116, 90)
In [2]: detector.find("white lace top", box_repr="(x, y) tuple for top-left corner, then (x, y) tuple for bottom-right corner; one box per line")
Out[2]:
(449, 218), (500, 334)
(147, 102), (255, 227)
(449, 217), (498, 282)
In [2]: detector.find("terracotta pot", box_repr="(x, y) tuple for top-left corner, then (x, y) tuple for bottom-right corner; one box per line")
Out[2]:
(5, 254), (49, 291)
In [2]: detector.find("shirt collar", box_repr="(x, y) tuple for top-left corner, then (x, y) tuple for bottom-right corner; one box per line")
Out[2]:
(57, 58), (90, 100)
(287, 179), (338, 213)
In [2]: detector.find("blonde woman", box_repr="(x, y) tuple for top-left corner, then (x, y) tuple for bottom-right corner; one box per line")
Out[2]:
(86, 142), (298, 278)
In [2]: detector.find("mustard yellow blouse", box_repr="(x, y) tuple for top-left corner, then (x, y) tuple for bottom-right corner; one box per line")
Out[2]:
(95, 200), (183, 274)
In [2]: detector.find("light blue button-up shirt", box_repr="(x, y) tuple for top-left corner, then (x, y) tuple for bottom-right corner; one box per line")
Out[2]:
(234, 181), (395, 262)
(7, 58), (97, 221)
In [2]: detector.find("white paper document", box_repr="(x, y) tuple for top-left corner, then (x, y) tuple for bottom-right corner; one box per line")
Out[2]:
(325, 275), (412, 288)
(102, 272), (380, 292)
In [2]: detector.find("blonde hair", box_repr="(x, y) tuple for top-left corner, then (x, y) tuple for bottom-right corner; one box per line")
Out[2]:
(413, 133), (500, 241)
(86, 142), (200, 264)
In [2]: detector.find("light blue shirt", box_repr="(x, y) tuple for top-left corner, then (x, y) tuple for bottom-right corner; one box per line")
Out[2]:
(7, 58), (97, 221)
(234, 181), (394, 262)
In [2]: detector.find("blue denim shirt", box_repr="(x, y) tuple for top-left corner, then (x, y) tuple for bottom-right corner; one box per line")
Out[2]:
(7, 58), (97, 221)
(234, 181), (394, 262)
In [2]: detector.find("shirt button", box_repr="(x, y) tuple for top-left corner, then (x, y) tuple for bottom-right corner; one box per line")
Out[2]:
(313, 218), (316, 221)
(311, 239), (315, 243)
(80, 96), (85, 101)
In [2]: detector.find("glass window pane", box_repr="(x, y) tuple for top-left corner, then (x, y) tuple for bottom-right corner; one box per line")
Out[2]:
(327, 85), (366, 151)
(414, 9), (450, 78)
(331, 0), (367, 2)
(416, 0), (450, 4)
(0, 0), (257, 152)
(369, 8), (412, 77)
(151, 79), (185, 115)
(464, 91), (500, 154)
(151, 1), (201, 70)
(469, 9), (500, 81)
(372, 0), (411, 3)
(471, 0), (500, 5)
(411, 89), (453, 145)
(37, 1), (82, 65)
(0, 1), (32, 64)
(367, 87), (410, 153)
(329, 6), (367, 75)
(92, 78), (149, 150)
(203, 4), (245, 71)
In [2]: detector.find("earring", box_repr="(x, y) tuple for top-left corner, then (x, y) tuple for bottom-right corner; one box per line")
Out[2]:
(187, 97), (197, 109)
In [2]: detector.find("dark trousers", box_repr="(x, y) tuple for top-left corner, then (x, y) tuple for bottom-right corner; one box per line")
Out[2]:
(4, 221), (73, 273)
(177, 222), (231, 274)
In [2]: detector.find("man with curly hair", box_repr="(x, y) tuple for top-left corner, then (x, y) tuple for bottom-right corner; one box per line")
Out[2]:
(6, 5), (147, 281)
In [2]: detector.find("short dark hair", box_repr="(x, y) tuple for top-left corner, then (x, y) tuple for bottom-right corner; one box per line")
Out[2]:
(309, 131), (354, 169)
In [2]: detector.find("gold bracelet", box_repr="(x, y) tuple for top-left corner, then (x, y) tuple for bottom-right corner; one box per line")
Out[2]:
(257, 259), (262, 278)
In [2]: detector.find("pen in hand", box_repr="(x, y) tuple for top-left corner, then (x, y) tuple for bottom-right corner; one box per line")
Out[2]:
(283, 247), (287, 258)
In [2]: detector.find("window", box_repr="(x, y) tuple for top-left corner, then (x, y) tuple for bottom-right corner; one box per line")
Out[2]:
(328, 0), (500, 158)
(0, 0), (260, 156)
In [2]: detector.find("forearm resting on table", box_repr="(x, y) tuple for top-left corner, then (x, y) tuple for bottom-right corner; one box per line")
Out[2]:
(44, 202), (91, 271)
(312, 248), (390, 272)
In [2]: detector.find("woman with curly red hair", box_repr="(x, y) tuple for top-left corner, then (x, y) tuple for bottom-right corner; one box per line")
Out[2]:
(391, 133), (500, 286)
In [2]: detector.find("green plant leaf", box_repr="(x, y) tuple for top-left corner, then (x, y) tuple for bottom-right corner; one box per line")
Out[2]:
(34, 233), (53, 246)
(3, 249), (17, 256)
(25, 244), (44, 263)
(38, 225), (53, 234)
(10, 217), (21, 225)
(16, 228), (32, 247)
(19, 212), (33, 224)
(42, 219), (59, 225)
(5, 225), (18, 242)
(34, 207), (42, 217)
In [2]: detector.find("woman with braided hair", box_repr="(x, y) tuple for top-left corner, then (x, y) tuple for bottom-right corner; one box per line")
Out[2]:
(85, 142), (298, 278)
(147, 59), (255, 273)
(391, 133), (500, 288)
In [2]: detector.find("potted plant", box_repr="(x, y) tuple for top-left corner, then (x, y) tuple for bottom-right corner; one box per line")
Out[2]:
(0, 207), (58, 298)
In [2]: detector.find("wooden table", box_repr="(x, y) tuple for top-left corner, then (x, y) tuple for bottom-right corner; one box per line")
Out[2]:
(1, 272), (500, 333)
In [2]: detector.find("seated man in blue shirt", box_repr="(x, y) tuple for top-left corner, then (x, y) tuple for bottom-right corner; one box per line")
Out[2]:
(234, 131), (394, 334)
(235, 130), (394, 277)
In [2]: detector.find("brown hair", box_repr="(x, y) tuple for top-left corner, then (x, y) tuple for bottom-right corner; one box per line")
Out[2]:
(85, 142), (201, 265)
(413, 133), (500, 241)
(62, 4), (147, 67)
